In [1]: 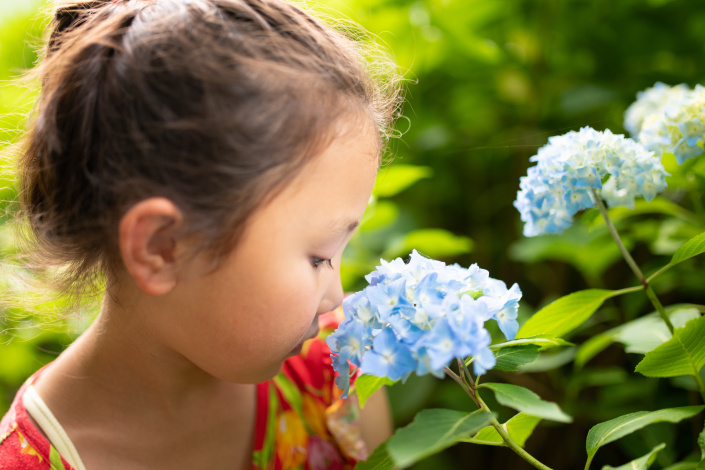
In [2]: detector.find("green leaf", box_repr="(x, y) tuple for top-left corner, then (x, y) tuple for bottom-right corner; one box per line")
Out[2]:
(491, 335), (573, 351)
(698, 419), (705, 460)
(517, 289), (627, 339)
(372, 164), (433, 198)
(636, 316), (705, 378)
(360, 200), (399, 231)
(590, 197), (698, 230)
(355, 375), (397, 408)
(386, 409), (493, 468)
(492, 344), (540, 371)
(601, 443), (666, 470)
(516, 347), (576, 373)
(575, 332), (618, 369)
(651, 231), (705, 282)
(575, 307), (701, 368)
(383, 228), (473, 259)
(585, 406), (704, 464)
(671, 231), (705, 265)
(508, 221), (626, 282)
(465, 413), (542, 447)
(616, 308), (700, 355)
(478, 383), (572, 423)
(355, 441), (393, 470)
(663, 463), (698, 470)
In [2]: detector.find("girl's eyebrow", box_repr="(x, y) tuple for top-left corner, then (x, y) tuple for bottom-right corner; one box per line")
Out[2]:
(330, 220), (360, 237)
(340, 221), (360, 235)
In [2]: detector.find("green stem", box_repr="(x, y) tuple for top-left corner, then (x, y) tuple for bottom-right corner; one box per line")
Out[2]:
(643, 284), (674, 332)
(474, 393), (553, 470)
(646, 263), (672, 284)
(590, 189), (646, 285)
(461, 437), (505, 447)
(590, 189), (675, 333)
(590, 190), (705, 403)
(443, 367), (554, 470)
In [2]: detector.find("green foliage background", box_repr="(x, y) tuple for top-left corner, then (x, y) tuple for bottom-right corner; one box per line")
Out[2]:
(2, 0), (705, 468)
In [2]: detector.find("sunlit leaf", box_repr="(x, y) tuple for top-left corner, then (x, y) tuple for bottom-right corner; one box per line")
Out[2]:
(585, 406), (704, 465)
(491, 335), (573, 351)
(386, 409), (493, 468)
(671, 231), (705, 265)
(518, 289), (627, 339)
(617, 308), (700, 355)
(383, 228), (473, 259)
(636, 316), (705, 378)
(492, 344), (540, 371)
(602, 443), (666, 470)
(478, 383), (572, 423)
(517, 347), (576, 373)
(372, 165), (433, 198)
(355, 375), (397, 408)
(360, 200), (399, 232)
(464, 412), (542, 447)
(650, 231), (705, 282)
(575, 307), (701, 368)
(662, 463), (698, 470)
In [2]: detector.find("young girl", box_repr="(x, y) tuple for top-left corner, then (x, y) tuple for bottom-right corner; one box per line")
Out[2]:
(0, 0), (402, 468)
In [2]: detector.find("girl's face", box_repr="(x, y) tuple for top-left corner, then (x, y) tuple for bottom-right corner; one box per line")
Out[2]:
(159, 125), (379, 383)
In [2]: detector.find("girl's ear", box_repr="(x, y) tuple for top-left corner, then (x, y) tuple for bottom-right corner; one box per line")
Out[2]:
(118, 198), (185, 296)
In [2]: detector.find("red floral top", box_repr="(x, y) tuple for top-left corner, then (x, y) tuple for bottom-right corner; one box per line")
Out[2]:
(0, 309), (365, 470)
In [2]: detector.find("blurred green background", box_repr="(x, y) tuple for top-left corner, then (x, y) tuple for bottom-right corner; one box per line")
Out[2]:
(2, 0), (705, 468)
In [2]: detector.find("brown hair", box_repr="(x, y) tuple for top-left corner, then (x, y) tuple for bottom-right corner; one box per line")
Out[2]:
(15, 0), (403, 299)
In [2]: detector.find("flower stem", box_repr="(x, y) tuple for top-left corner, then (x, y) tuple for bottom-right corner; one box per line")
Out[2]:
(444, 365), (554, 470)
(590, 191), (705, 402)
(590, 189), (675, 333)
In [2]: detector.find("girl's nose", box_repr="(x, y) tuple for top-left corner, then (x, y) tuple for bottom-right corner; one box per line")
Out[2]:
(319, 273), (344, 315)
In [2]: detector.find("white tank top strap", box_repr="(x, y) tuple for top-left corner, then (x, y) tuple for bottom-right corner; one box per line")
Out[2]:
(22, 385), (88, 470)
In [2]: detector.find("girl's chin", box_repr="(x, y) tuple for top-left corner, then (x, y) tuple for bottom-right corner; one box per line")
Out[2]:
(286, 323), (320, 357)
(287, 342), (304, 357)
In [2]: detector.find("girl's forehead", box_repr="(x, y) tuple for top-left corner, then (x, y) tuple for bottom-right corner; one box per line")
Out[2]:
(258, 129), (378, 215)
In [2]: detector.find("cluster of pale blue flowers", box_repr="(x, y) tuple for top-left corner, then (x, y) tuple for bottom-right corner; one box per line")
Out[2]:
(514, 127), (668, 237)
(623, 82), (690, 137)
(326, 250), (521, 398)
(626, 83), (705, 164)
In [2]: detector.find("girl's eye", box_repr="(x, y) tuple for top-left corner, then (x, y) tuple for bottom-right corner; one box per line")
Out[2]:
(311, 257), (334, 270)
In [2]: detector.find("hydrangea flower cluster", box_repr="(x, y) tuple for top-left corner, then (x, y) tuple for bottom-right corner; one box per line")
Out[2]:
(326, 250), (521, 398)
(634, 84), (705, 164)
(514, 127), (668, 237)
(623, 82), (690, 137)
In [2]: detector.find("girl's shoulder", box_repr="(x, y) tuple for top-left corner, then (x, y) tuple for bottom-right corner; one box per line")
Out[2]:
(0, 370), (75, 470)
(253, 307), (368, 470)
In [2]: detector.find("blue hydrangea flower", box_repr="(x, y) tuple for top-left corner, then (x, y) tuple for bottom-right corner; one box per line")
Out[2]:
(326, 250), (521, 397)
(636, 84), (705, 164)
(624, 82), (690, 137)
(514, 127), (668, 237)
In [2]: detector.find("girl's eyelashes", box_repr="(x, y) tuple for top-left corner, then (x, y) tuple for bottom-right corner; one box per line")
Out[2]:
(311, 257), (334, 270)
